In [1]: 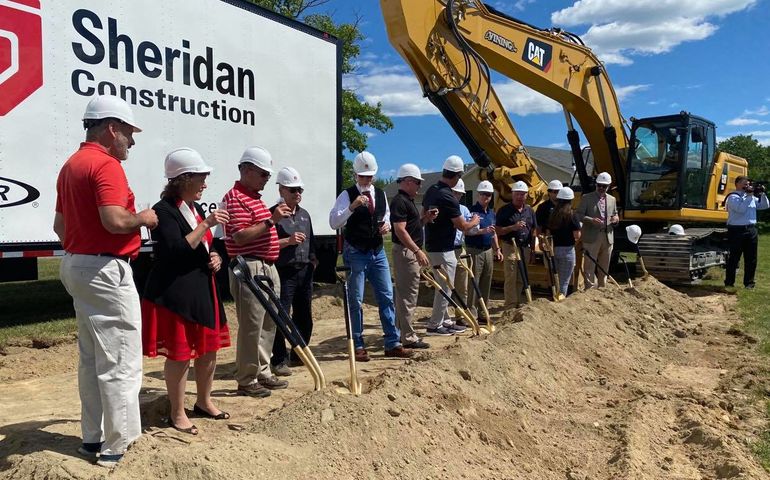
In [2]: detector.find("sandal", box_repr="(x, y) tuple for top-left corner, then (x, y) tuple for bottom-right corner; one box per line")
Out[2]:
(167, 418), (199, 435)
(193, 404), (231, 420)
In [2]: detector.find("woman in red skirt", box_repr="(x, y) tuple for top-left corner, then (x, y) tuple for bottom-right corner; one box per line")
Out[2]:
(142, 147), (231, 435)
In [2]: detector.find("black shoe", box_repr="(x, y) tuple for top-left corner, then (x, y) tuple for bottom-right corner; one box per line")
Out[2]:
(288, 357), (304, 368)
(404, 340), (430, 349)
(746, 284), (755, 289)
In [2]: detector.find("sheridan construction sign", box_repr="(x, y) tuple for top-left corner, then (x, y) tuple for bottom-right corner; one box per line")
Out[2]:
(0, 0), (340, 244)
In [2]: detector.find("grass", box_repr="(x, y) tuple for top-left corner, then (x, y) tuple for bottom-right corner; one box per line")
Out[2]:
(0, 258), (76, 349)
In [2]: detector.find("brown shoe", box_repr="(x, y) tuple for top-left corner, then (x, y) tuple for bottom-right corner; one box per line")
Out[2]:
(236, 383), (271, 398)
(259, 375), (289, 390)
(354, 348), (370, 362)
(384, 346), (414, 359)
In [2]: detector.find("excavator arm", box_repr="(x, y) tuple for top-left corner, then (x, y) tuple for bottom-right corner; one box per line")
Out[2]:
(380, 0), (629, 204)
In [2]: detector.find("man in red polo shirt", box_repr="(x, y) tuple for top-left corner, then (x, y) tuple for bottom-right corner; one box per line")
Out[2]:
(53, 95), (158, 468)
(224, 146), (291, 397)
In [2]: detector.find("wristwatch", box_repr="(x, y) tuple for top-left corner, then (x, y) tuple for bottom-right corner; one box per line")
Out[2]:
(263, 218), (275, 228)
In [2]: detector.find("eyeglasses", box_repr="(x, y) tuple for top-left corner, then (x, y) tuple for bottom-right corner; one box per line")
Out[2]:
(479, 192), (493, 197)
(287, 187), (304, 194)
(596, 184), (609, 188)
(409, 178), (422, 186)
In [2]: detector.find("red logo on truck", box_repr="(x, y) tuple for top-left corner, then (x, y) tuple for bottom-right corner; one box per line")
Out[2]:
(0, 0), (43, 115)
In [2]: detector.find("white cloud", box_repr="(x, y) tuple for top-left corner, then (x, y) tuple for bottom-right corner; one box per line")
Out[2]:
(552, 0), (755, 25)
(344, 71), (436, 117)
(726, 118), (769, 126)
(614, 84), (650, 101)
(744, 130), (770, 146)
(551, 0), (756, 65)
(346, 67), (565, 117)
(513, 0), (535, 11)
(546, 142), (567, 149)
(744, 105), (769, 116)
(494, 82), (562, 116)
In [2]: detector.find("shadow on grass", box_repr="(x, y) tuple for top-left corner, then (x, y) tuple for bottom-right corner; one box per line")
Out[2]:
(0, 279), (74, 327)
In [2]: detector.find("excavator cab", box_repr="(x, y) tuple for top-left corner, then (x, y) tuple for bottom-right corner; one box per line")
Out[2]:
(626, 113), (716, 212)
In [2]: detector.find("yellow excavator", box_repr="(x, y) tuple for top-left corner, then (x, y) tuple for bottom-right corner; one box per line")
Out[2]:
(380, 0), (748, 283)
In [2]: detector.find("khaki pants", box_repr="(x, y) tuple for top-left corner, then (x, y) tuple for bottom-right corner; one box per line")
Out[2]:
(427, 251), (457, 329)
(583, 236), (612, 289)
(453, 246), (468, 319)
(230, 259), (280, 385)
(502, 242), (531, 308)
(59, 254), (142, 456)
(392, 244), (421, 344)
(465, 247), (493, 319)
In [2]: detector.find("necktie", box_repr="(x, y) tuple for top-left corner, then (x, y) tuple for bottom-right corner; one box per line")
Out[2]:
(363, 190), (374, 215)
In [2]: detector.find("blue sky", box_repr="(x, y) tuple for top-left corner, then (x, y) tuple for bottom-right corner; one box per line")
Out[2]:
(320, 0), (770, 179)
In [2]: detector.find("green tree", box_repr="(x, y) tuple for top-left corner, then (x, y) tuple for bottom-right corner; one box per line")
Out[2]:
(718, 135), (770, 181)
(245, 0), (393, 187)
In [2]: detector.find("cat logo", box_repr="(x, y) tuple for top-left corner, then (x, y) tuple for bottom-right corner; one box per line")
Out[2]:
(522, 38), (552, 73)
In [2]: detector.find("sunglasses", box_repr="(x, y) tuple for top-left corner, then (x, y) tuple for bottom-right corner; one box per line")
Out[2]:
(287, 187), (304, 194)
(596, 184), (609, 188)
(547, 189), (559, 193)
(243, 164), (271, 178)
(479, 192), (493, 197)
(408, 178), (422, 186)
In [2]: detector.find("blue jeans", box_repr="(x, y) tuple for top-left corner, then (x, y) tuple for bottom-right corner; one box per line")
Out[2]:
(343, 243), (401, 350)
(554, 246), (576, 296)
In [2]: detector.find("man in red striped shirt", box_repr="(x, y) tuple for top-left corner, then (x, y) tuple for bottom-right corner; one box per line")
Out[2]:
(224, 146), (291, 397)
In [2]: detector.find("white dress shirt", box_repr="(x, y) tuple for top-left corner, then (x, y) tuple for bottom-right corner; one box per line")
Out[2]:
(329, 183), (391, 230)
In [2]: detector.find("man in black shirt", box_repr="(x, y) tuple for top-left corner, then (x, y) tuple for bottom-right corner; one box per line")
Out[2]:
(496, 180), (537, 308)
(270, 167), (317, 375)
(423, 155), (480, 336)
(390, 163), (435, 349)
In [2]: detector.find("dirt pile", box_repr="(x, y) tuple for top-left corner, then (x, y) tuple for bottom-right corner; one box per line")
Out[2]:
(1, 277), (768, 479)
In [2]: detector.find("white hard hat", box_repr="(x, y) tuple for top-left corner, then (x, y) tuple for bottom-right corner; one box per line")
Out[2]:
(443, 155), (465, 173)
(276, 166), (304, 188)
(512, 180), (529, 192)
(397, 163), (424, 181)
(669, 224), (685, 235)
(353, 151), (378, 175)
(556, 186), (574, 200)
(626, 225), (642, 245)
(548, 179), (563, 191)
(451, 178), (466, 193)
(596, 172), (612, 185)
(477, 180), (494, 193)
(164, 147), (213, 179)
(83, 95), (141, 132)
(240, 146), (273, 173)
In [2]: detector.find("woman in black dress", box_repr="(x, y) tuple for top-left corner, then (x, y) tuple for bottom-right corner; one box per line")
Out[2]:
(142, 147), (230, 435)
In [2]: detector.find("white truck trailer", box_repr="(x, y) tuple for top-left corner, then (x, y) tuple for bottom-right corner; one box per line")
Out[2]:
(0, 0), (341, 283)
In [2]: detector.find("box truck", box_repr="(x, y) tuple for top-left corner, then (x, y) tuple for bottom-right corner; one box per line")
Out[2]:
(0, 0), (341, 283)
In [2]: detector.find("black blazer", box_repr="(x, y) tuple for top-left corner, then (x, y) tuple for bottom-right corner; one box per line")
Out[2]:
(143, 197), (226, 329)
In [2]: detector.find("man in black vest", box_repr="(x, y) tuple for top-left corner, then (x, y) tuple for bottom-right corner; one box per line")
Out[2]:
(329, 152), (413, 362)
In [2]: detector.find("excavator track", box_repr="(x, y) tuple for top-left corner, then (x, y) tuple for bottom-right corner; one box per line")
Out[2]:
(637, 228), (728, 284)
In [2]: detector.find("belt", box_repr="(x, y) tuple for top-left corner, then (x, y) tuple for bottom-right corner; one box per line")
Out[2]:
(95, 253), (131, 263)
(243, 255), (275, 265)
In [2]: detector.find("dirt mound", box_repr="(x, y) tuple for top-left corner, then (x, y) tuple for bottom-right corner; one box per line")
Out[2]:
(1, 277), (767, 479)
